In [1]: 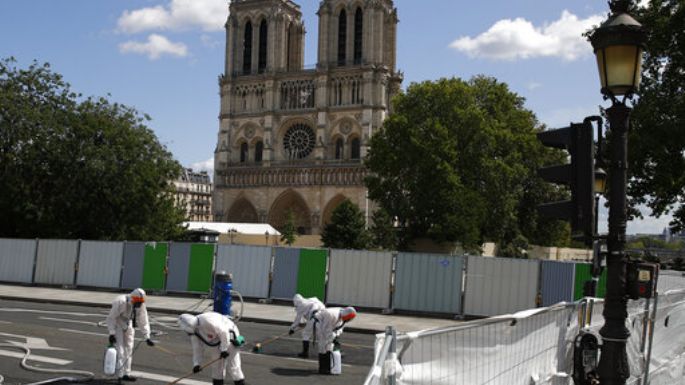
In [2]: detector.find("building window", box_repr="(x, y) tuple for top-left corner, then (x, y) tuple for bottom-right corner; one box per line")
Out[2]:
(258, 20), (268, 73)
(255, 141), (263, 163)
(283, 123), (316, 159)
(338, 9), (347, 66)
(351, 137), (361, 159)
(243, 22), (253, 75)
(335, 138), (344, 160)
(354, 8), (363, 64)
(240, 142), (248, 163)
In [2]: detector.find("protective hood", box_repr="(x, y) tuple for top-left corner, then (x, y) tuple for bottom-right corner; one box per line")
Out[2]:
(293, 294), (304, 307)
(340, 307), (357, 322)
(178, 313), (198, 334)
(129, 288), (146, 304)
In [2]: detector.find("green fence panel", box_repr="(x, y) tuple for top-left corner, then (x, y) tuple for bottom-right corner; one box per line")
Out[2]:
(187, 244), (214, 292)
(142, 243), (167, 291)
(296, 249), (327, 300)
(574, 263), (608, 300)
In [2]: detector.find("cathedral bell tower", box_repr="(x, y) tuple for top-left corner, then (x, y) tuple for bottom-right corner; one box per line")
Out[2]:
(214, 0), (402, 236)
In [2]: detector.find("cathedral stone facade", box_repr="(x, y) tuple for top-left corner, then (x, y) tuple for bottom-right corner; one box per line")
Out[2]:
(213, 0), (402, 235)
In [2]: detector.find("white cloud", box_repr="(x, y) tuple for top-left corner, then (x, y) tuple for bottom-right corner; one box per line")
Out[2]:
(450, 10), (604, 61)
(119, 34), (188, 60)
(597, 199), (673, 235)
(190, 157), (214, 177)
(538, 105), (600, 128)
(118, 0), (228, 34)
(527, 82), (542, 91)
(200, 34), (221, 49)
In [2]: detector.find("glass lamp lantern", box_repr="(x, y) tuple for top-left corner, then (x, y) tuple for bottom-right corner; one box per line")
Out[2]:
(589, 1), (646, 98)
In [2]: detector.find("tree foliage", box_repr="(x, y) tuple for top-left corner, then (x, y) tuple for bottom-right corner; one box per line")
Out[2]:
(280, 209), (298, 246)
(321, 199), (371, 249)
(369, 208), (399, 250)
(0, 58), (185, 241)
(629, 1), (685, 231)
(365, 76), (569, 252)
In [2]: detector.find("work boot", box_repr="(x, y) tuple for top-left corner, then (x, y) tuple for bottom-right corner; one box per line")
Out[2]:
(212, 379), (224, 385)
(297, 341), (309, 358)
(120, 375), (137, 382)
(318, 353), (331, 375)
(234, 380), (245, 385)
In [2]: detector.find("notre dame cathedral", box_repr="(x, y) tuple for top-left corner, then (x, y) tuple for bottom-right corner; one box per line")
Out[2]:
(213, 0), (402, 235)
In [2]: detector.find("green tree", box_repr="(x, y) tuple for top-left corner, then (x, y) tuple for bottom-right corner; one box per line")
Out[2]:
(629, 1), (685, 231)
(365, 76), (569, 252)
(369, 208), (399, 250)
(321, 199), (371, 249)
(0, 58), (185, 241)
(280, 209), (297, 246)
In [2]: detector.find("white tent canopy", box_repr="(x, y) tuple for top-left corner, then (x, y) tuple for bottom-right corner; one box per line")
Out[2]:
(183, 221), (280, 236)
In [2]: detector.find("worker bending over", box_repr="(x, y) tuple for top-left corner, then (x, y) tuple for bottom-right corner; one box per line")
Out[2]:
(313, 306), (356, 374)
(289, 293), (325, 358)
(179, 312), (246, 385)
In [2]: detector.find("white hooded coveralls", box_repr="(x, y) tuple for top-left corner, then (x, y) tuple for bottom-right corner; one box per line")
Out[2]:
(106, 294), (150, 378)
(190, 312), (244, 382)
(313, 307), (346, 354)
(291, 294), (325, 341)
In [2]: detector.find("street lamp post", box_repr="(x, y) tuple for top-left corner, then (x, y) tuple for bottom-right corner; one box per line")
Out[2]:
(589, 1), (646, 384)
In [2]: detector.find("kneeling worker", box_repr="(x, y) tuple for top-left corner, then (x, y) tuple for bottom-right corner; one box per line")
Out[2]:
(314, 306), (356, 374)
(179, 312), (246, 385)
(106, 288), (155, 382)
(289, 293), (325, 358)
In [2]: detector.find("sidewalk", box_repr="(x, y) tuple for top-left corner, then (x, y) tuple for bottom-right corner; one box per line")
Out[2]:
(0, 284), (461, 334)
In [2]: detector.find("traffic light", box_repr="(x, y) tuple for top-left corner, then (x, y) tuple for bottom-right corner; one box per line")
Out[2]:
(537, 119), (596, 245)
(626, 261), (658, 299)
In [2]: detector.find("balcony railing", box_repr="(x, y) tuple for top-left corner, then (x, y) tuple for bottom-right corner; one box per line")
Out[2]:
(215, 163), (366, 188)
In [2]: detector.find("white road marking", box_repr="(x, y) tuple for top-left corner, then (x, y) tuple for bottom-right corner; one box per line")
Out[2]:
(0, 349), (72, 365)
(58, 328), (145, 342)
(0, 332), (67, 351)
(129, 370), (211, 385)
(0, 308), (104, 317)
(39, 316), (100, 326)
(0, 320), (11, 324)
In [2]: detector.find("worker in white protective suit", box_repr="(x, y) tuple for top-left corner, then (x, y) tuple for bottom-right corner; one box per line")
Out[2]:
(106, 288), (154, 382)
(289, 293), (325, 358)
(178, 312), (246, 385)
(313, 306), (356, 374)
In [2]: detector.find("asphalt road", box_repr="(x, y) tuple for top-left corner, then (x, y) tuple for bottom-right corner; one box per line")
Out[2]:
(0, 299), (374, 385)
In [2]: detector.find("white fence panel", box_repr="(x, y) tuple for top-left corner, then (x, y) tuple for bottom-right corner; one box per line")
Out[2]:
(464, 256), (540, 317)
(0, 238), (37, 283)
(76, 241), (124, 288)
(657, 270), (685, 293)
(215, 245), (271, 298)
(394, 253), (464, 314)
(34, 239), (79, 285)
(327, 249), (393, 309)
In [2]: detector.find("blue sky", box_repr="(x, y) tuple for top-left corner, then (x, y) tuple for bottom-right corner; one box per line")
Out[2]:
(0, 0), (668, 234)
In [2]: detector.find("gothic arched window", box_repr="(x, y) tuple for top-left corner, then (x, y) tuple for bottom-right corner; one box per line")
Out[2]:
(350, 137), (361, 159)
(335, 138), (344, 160)
(240, 142), (248, 163)
(354, 8), (363, 64)
(255, 141), (264, 163)
(338, 9), (347, 66)
(243, 22), (253, 74)
(258, 20), (268, 73)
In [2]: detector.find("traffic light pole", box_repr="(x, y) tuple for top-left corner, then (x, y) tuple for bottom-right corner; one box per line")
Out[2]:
(597, 103), (631, 385)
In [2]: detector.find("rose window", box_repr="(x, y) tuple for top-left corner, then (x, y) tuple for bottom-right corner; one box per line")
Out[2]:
(283, 123), (315, 159)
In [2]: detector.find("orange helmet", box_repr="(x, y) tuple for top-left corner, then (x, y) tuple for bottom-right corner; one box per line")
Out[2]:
(340, 307), (356, 322)
(130, 288), (146, 304)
